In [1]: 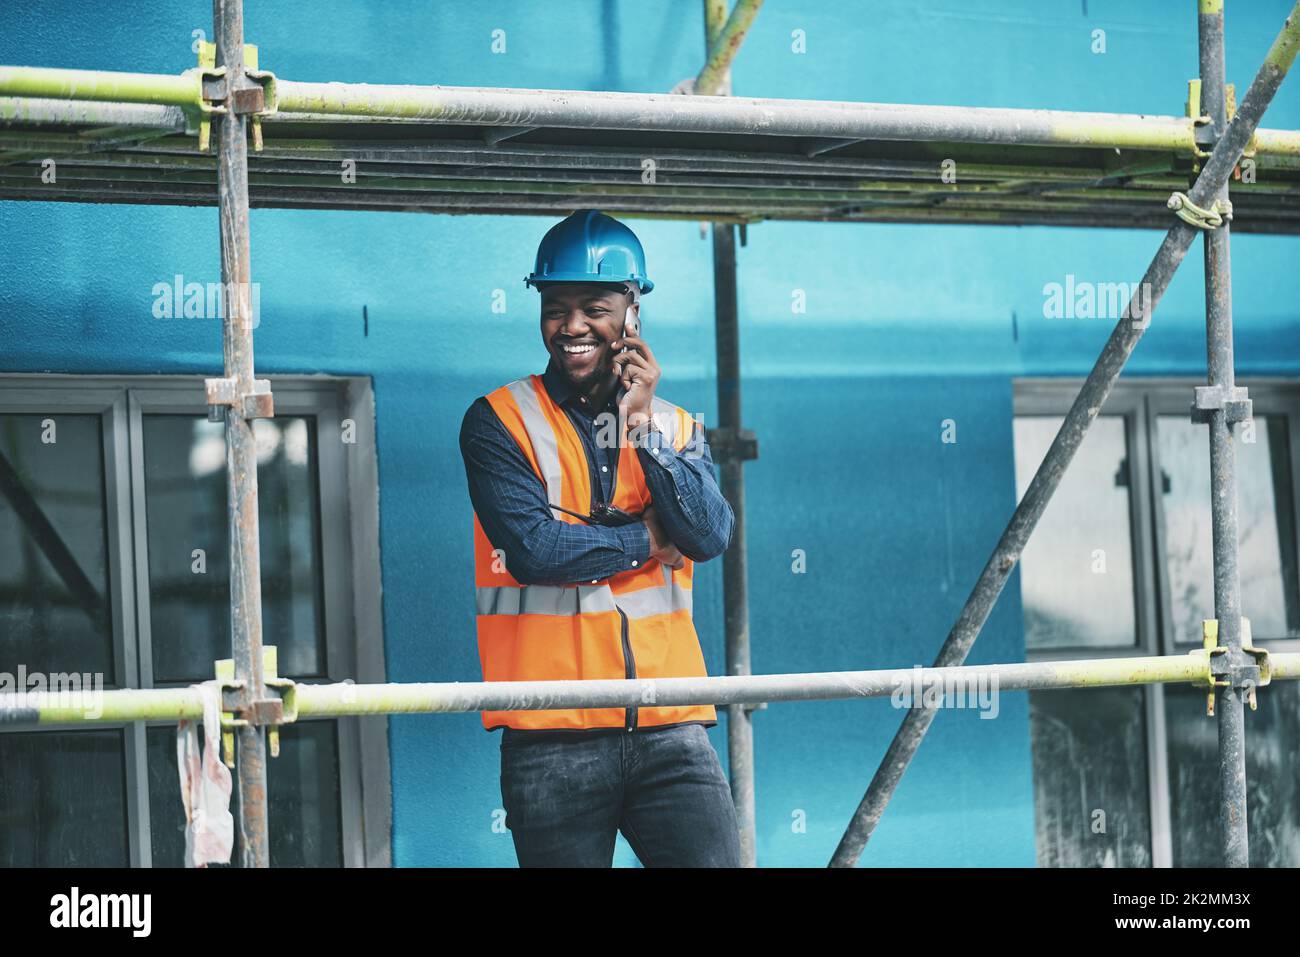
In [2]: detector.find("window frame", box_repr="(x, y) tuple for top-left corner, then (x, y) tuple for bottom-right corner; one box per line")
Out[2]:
(1144, 382), (1300, 653)
(1013, 375), (1300, 869)
(1013, 381), (1161, 661)
(0, 373), (391, 868)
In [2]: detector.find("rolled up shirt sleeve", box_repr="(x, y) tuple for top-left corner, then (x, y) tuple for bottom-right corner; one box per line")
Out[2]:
(634, 418), (734, 562)
(460, 397), (651, 586)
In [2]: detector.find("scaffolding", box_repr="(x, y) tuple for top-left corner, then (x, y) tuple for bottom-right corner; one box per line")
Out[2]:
(1, 0), (1299, 868)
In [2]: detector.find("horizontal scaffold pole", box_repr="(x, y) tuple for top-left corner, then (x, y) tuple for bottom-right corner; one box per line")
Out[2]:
(4, 65), (1300, 158)
(0, 96), (187, 128)
(268, 83), (1287, 154)
(2, 653), (1298, 727)
(0, 65), (202, 108)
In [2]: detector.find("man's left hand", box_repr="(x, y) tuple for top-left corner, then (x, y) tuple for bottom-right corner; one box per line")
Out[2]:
(612, 334), (660, 435)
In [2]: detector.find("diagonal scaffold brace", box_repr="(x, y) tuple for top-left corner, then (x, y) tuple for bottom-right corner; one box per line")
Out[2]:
(830, 0), (1300, 869)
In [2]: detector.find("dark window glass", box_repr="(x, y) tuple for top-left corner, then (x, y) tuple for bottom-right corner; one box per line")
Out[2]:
(0, 387), (359, 870)
(1158, 414), (1299, 643)
(1018, 392), (1300, 869)
(0, 413), (113, 678)
(1165, 681), (1300, 867)
(142, 416), (325, 682)
(1029, 687), (1152, 866)
(0, 729), (128, 866)
(1013, 415), (1137, 649)
(146, 720), (343, 867)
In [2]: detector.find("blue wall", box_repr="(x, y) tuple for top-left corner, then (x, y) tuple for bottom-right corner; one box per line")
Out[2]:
(2, 1), (1298, 867)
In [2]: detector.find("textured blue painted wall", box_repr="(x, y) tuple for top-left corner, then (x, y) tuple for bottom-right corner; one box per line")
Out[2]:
(2, 1), (1297, 867)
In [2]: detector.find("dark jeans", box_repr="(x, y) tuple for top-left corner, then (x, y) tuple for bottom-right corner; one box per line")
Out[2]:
(499, 723), (742, 867)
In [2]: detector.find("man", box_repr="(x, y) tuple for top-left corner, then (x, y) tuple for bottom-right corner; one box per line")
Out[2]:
(459, 209), (742, 868)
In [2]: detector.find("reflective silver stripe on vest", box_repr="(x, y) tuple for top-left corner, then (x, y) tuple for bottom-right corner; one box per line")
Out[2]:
(506, 377), (563, 508)
(477, 577), (690, 619)
(666, 560), (692, 614)
(477, 583), (618, 616)
(663, 560), (692, 615)
(614, 577), (693, 619)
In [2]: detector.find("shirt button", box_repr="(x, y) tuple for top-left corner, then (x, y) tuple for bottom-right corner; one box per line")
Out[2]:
(601, 465), (608, 472)
(631, 560), (638, 567)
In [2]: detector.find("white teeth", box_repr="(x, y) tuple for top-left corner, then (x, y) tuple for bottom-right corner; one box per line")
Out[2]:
(563, 344), (596, 354)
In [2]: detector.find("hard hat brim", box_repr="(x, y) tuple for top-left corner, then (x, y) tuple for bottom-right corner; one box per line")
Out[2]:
(525, 273), (653, 294)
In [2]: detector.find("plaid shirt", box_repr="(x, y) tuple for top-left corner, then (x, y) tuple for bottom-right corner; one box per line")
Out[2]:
(459, 357), (734, 586)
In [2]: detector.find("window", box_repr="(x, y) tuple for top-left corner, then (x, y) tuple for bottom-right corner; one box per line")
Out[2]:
(0, 375), (390, 867)
(1014, 379), (1300, 868)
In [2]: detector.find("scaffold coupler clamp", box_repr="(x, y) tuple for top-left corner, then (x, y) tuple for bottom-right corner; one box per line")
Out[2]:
(215, 646), (299, 767)
(182, 41), (227, 152)
(1190, 618), (1270, 717)
(1187, 79), (1254, 171)
(188, 40), (278, 152)
(1190, 383), (1251, 426)
(706, 425), (759, 462)
(206, 376), (274, 423)
(1186, 78), (1214, 160)
(1167, 191), (1233, 230)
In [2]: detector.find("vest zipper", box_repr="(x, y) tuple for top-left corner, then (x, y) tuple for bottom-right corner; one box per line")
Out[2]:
(609, 427), (621, 503)
(618, 605), (637, 732)
(586, 400), (636, 731)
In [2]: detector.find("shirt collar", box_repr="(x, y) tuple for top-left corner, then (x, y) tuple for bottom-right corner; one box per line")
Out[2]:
(542, 356), (625, 412)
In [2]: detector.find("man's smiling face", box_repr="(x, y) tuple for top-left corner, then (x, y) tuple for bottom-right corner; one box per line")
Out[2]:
(540, 283), (636, 392)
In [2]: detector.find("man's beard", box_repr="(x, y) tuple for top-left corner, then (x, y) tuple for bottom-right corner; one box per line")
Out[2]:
(563, 352), (613, 393)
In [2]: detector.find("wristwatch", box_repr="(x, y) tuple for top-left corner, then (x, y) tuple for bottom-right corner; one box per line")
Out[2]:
(630, 417), (661, 449)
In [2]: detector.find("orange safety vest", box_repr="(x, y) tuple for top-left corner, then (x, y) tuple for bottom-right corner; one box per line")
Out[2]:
(472, 373), (717, 732)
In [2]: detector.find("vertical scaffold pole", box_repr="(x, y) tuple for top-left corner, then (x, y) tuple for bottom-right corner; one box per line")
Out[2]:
(1198, 0), (1250, 868)
(214, 0), (271, 868)
(713, 223), (757, 868)
(704, 0), (758, 868)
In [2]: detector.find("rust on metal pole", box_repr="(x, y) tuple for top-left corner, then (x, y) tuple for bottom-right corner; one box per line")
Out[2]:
(213, 0), (271, 868)
(1198, 0), (1250, 868)
(695, 0), (764, 96)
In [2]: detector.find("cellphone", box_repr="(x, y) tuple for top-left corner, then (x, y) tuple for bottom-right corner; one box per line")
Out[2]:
(618, 305), (640, 390)
(622, 305), (639, 348)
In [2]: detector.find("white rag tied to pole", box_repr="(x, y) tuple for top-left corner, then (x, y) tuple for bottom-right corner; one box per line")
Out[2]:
(176, 680), (235, 867)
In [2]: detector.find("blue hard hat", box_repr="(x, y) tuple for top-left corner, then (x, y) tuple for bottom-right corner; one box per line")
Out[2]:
(525, 209), (654, 295)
